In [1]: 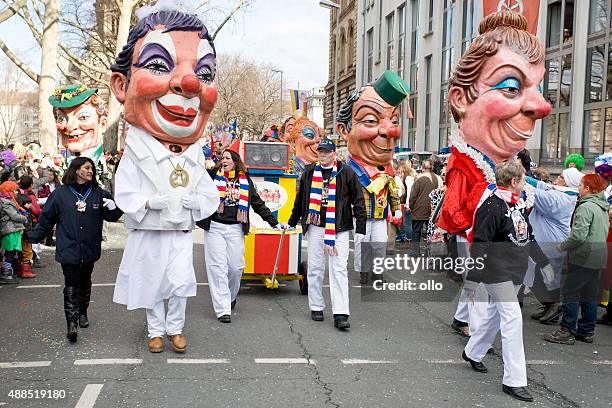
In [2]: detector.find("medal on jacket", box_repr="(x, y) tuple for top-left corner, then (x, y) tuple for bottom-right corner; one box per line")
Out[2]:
(169, 159), (189, 188)
(68, 185), (93, 213)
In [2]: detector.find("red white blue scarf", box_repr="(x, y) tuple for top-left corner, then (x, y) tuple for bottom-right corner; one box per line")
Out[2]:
(214, 169), (249, 223)
(307, 161), (338, 255)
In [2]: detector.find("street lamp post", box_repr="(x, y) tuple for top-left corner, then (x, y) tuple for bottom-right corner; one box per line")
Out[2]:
(272, 69), (284, 123)
(319, 0), (341, 139)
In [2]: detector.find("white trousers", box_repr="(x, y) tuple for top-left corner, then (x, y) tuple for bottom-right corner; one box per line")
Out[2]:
(464, 282), (527, 387)
(452, 236), (487, 335)
(203, 221), (245, 318)
(354, 219), (388, 273)
(146, 296), (187, 338)
(307, 226), (350, 315)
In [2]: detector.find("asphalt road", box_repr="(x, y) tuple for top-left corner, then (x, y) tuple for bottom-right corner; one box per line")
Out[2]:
(0, 224), (611, 408)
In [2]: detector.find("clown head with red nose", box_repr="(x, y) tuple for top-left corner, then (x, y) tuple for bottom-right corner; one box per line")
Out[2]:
(49, 86), (108, 162)
(110, 4), (221, 355)
(437, 11), (552, 238)
(336, 70), (409, 284)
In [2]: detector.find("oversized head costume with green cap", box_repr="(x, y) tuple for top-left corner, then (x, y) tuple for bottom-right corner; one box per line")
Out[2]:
(337, 70), (410, 222)
(49, 84), (107, 162)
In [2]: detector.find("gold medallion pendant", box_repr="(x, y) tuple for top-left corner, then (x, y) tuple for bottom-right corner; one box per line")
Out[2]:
(169, 163), (190, 188)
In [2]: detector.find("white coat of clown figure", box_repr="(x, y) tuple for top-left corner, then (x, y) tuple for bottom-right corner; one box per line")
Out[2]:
(110, 2), (219, 352)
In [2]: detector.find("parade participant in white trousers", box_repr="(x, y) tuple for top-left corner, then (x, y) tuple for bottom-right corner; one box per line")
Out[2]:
(288, 139), (367, 330)
(463, 161), (552, 403)
(198, 146), (282, 323)
(109, 8), (220, 354)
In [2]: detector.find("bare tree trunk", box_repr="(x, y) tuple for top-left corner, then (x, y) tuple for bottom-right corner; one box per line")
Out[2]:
(38, 0), (59, 153)
(106, 0), (134, 152)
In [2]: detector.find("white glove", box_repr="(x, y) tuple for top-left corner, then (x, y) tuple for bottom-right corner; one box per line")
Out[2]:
(355, 233), (366, 240)
(394, 209), (403, 221)
(181, 194), (200, 210)
(275, 222), (288, 230)
(102, 198), (117, 210)
(147, 194), (169, 210)
(541, 264), (555, 285)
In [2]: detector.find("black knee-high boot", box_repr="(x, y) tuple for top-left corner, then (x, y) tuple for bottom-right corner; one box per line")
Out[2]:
(64, 287), (79, 343)
(79, 284), (91, 328)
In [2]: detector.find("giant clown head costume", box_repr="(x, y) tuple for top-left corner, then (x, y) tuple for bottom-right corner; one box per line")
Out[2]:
(109, 9), (217, 152)
(448, 11), (551, 165)
(336, 70), (410, 168)
(49, 85), (108, 158)
(287, 117), (323, 165)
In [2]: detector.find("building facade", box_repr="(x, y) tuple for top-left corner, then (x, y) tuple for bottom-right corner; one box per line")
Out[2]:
(324, 0), (358, 139)
(306, 87), (326, 128)
(356, 0), (611, 168)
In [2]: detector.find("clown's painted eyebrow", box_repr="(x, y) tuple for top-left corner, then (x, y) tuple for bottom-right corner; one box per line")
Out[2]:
(138, 30), (177, 64)
(134, 43), (175, 69)
(485, 63), (527, 83)
(354, 102), (398, 117)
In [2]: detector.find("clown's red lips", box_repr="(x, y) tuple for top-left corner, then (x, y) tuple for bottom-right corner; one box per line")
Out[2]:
(156, 101), (198, 127)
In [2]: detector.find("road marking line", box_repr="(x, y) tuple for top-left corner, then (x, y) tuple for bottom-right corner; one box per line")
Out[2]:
(16, 284), (61, 289)
(527, 360), (565, 365)
(75, 384), (104, 408)
(590, 360), (612, 365)
(426, 359), (462, 364)
(74, 359), (142, 366)
(167, 358), (230, 364)
(341, 359), (399, 365)
(91, 283), (115, 287)
(254, 358), (314, 365)
(352, 285), (364, 288)
(0, 361), (52, 368)
(196, 283), (209, 286)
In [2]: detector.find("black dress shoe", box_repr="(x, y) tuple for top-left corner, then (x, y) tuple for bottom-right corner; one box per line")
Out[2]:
(502, 385), (533, 402)
(333, 314), (350, 330)
(231, 299), (237, 310)
(311, 311), (324, 321)
(462, 350), (487, 373)
(218, 315), (231, 323)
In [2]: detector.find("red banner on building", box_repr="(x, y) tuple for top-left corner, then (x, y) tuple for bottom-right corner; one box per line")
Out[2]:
(483, 0), (540, 35)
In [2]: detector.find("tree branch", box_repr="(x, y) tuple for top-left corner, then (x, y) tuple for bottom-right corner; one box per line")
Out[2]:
(0, 0), (27, 24)
(0, 38), (39, 83)
(212, 0), (248, 40)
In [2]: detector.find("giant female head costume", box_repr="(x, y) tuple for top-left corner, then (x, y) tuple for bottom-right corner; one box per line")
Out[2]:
(448, 11), (551, 164)
(109, 5), (217, 149)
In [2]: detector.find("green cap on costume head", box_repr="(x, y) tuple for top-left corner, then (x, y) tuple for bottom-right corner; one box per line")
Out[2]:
(564, 153), (585, 171)
(48, 84), (97, 109)
(372, 70), (410, 107)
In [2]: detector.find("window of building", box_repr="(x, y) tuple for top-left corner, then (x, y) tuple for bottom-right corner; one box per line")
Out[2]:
(397, 4), (406, 77)
(589, 0), (609, 34)
(425, 54), (432, 150)
(427, 0), (434, 33)
(541, 0), (575, 164)
(546, 0), (574, 48)
(367, 28), (374, 83)
(461, 0), (479, 54)
(377, 0), (383, 61)
(581, 24), (612, 158)
(386, 13), (395, 70)
(406, 0), (420, 148)
(439, 0), (454, 150)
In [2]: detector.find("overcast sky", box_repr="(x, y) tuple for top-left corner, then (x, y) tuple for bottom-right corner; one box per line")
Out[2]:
(0, 0), (331, 91)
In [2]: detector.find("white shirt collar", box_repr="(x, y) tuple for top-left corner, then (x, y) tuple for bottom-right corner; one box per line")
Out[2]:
(126, 126), (201, 165)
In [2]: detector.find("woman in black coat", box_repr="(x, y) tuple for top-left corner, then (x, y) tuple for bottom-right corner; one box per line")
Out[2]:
(197, 149), (283, 323)
(30, 157), (123, 343)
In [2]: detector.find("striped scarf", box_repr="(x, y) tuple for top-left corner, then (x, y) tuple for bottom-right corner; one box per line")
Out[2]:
(307, 161), (338, 255)
(214, 169), (249, 223)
